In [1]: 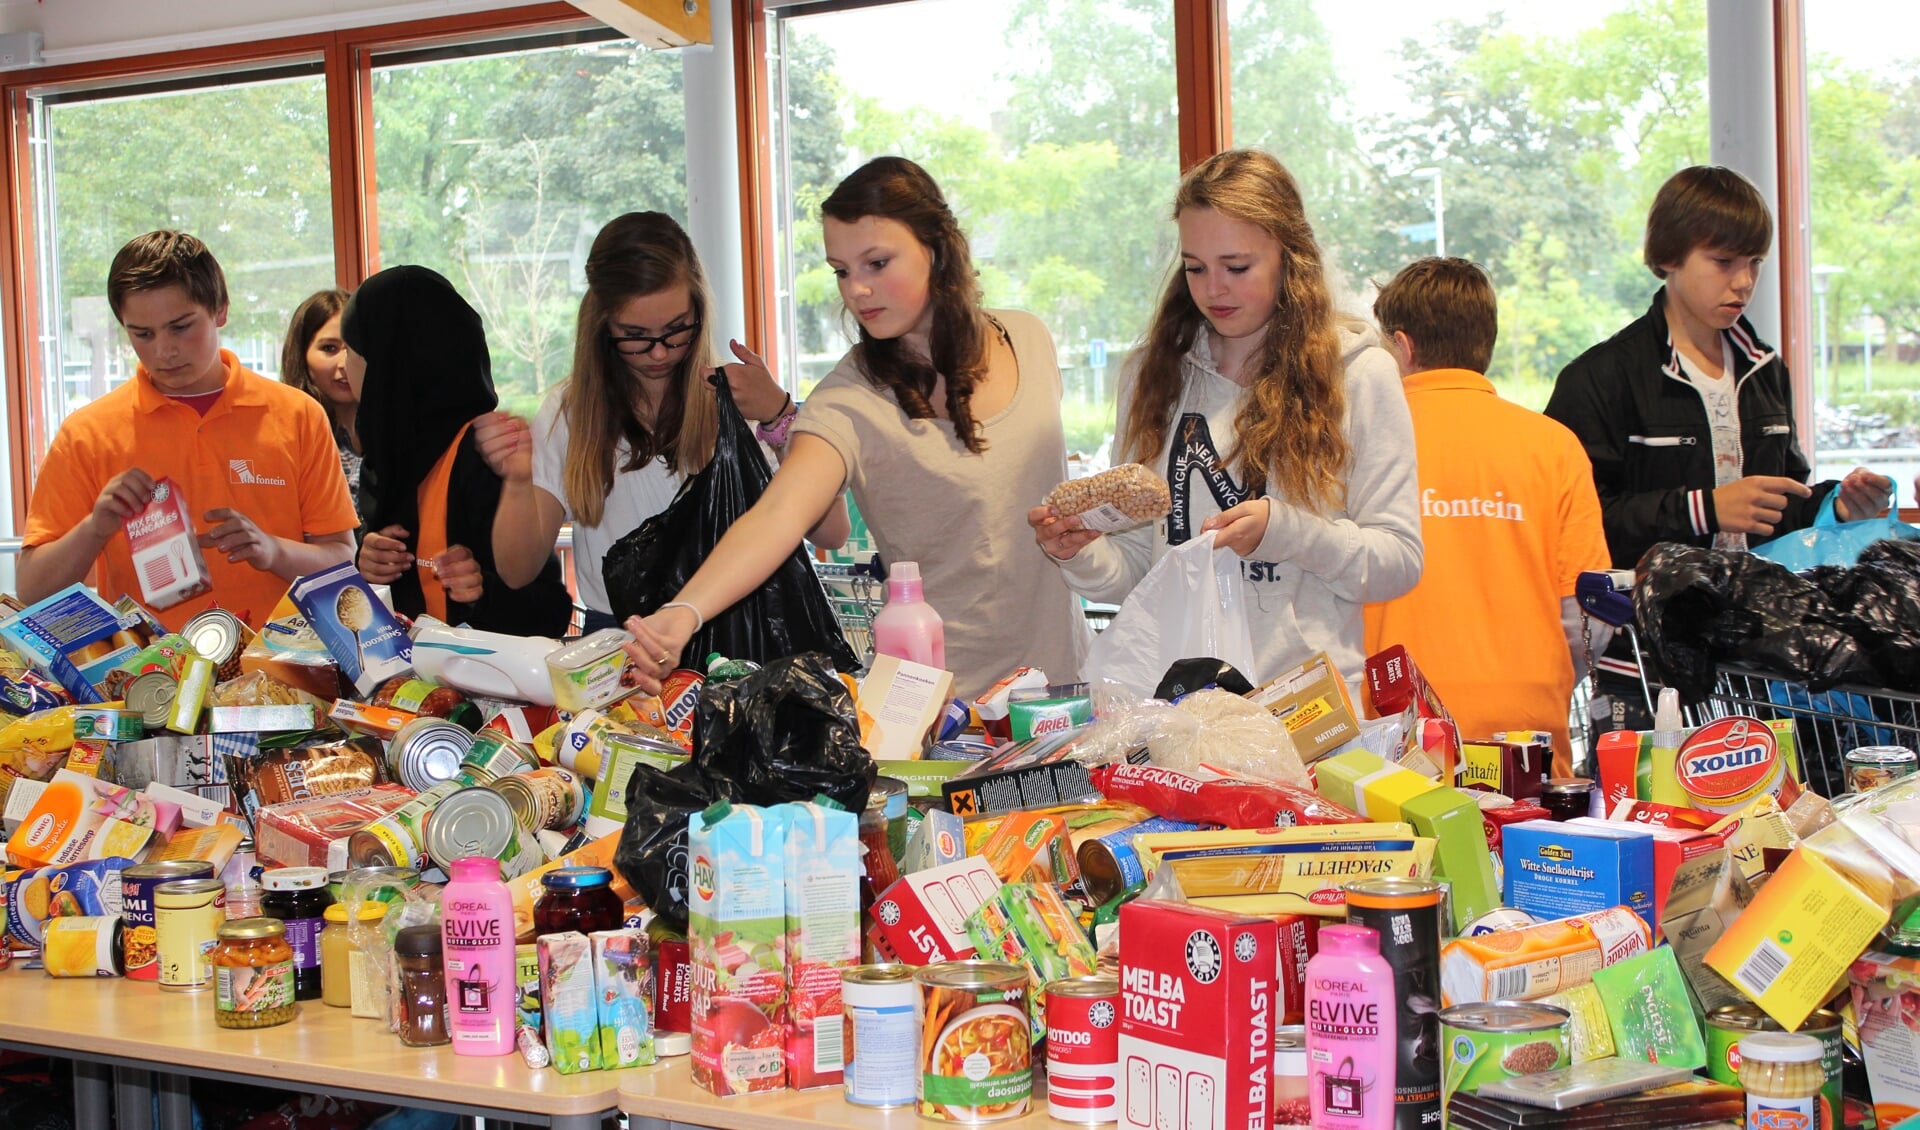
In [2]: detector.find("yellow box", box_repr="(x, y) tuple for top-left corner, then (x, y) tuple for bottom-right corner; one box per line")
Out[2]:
(1130, 822), (1413, 874)
(1705, 847), (1888, 1029)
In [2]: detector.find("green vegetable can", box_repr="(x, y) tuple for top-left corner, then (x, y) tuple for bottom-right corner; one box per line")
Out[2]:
(1439, 1001), (1570, 1121)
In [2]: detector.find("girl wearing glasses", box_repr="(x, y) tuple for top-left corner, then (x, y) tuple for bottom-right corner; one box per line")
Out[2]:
(620, 156), (1091, 699)
(347, 265), (574, 635)
(475, 211), (848, 633)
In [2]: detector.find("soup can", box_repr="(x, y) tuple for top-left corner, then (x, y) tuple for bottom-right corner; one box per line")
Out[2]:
(348, 779), (464, 870)
(122, 860), (215, 981)
(1438, 1000), (1569, 1118)
(154, 877), (226, 992)
(387, 717), (474, 792)
(457, 728), (541, 786)
(125, 671), (178, 730)
(424, 785), (540, 878)
(181, 608), (252, 682)
(1075, 817), (1205, 905)
(43, 916), (126, 977)
(843, 963), (919, 1108)
(1845, 745), (1918, 794)
(1044, 974), (1120, 1123)
(489, 767), (585, 832)
(916, 960), (1032, 1121)
(1346, 877), (1444, 1130)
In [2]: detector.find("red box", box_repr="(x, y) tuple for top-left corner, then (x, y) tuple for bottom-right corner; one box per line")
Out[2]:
(1119, 899), (1277, 1130)
(1273, 913), (1319, 1027)
(253, 784), (414, 869)
(1571, 817), (1729, 923)
(867, 857), (1001, 965)
(1481, 801), (1550, 854)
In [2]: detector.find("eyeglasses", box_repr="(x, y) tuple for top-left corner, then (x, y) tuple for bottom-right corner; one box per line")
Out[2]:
(608, 323), (701, 356)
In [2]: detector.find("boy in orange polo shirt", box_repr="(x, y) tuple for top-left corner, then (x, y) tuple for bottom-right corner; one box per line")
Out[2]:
(1363, 258), (1611, 773)
(20, 231), (358, 630)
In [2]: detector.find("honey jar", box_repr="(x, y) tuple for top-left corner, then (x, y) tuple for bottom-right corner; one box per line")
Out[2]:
(212, 917), (297, 1030)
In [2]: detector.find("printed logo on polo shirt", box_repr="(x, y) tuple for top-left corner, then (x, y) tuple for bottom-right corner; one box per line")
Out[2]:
(228, 460), (288, 487)
(1420, 488), (1525, 522)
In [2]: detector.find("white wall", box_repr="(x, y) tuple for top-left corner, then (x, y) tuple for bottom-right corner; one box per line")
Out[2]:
(0, 0), (539, 65)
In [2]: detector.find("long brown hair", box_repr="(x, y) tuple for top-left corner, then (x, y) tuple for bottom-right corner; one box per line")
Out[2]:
(560, 212), (719, 527)
(1120, 149), (1350, 513)
(279, 288), (350, 407)
(821, 156), (991, 453)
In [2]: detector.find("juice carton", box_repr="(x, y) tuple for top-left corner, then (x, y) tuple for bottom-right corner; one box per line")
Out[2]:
(516, 942), (543, 1036)
(124, 477), (213, 610)
(538, 931), (605, 1073)
(289, 561), (413, 696)
(780, 801), (860, 1089)
(688, 803), (789, 1095)
(591, 928), (656, 1068)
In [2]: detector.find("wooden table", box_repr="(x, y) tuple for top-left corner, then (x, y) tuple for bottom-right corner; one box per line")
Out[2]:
(617, 1071), (1062, 1130)
(0, 968), (620, 1129)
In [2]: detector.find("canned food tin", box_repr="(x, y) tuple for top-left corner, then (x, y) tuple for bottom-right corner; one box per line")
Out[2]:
(1439, 1001), (1570, 1118)
(122, 860), (215, 981)
(488, 767), (585, 832)
(43, 916), (126, 977)
(125, 671), (178, 730)
(347, 779), (464, 870)
(1846, 745), (1918, 794)
(843, 963), (919, 1108)
(387, 717), (474, 792)
(457, 729), (540, 785)
(1347, 877), (1444, 1130)
(1076, 817), (1204, 905)
(916, 960), (1032, 1122)
(154, 877), (226, 992)
(424, 786), (539, 877)
(1044, 974), (1119, 1123)
(182, 608), (251, 682)
(166, 655), (216, 735)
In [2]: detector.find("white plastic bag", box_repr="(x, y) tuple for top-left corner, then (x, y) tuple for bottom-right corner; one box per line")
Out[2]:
(1085, 532), (1258, 700)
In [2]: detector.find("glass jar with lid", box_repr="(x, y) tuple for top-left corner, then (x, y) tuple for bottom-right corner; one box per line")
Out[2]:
(261, 866), (333, 1001)
(533, 866), (623, 938)
(394, 924), (450, 1047)
(319, 900), (388, 1010)
(1738, 1031), (1824, 1130)
(212, 917), (296, 1030)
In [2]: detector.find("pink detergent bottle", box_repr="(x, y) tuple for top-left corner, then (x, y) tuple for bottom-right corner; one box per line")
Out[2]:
(870, 560), (946, 669)
(1306, 923), (1396, 1130)
(440, 855), (517, 1056)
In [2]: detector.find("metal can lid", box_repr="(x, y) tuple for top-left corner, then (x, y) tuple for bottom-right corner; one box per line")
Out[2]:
(844, 963), (917, 986)
(126, 671), (178, 727)
(488, 775), (540, 827)
(1276, 1024), (1306, 1052)
(390, 718), (474, 785)
(542, 865), (613, 890)
(218, 916), (287, 940)
(1046, 973), (1119, 999)
(1344, 876), (1445, 906)
(655, 1031), (692, 1057)
(1707, 1003), (1780, 1033)
(1438, 1000), (1571, 1032)
(1847, 745), (1918, 765)
(1543, 777), (1595, 794)
(153, 877), (226, 902)
(182, 609), (243, 663)
(424, 786), (516, 866)
(262, 866), (329, 891)
(123, 860), (216, 882)
(914, 960), (1028, 990)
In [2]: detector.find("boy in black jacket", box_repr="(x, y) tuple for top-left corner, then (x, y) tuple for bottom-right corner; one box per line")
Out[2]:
(1547, 165), (1889, 572)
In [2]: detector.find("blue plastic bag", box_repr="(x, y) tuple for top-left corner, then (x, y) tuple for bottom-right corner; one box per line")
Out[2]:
(1754, 485), (1920, 571)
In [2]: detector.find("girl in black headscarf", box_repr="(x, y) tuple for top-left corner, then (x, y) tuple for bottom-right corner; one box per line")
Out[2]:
(343, 265), (573, 636)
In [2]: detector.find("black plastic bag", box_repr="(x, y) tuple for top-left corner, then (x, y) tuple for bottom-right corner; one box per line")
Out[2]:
(1809, 540), (1920, 690)
(1154, 658), (1255, 702)
(611, 652), (873, 932)
(601, 372), (859, 672)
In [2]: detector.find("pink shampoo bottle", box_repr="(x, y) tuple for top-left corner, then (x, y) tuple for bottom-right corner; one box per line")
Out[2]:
(1305, 922), (1396, 1130)
(870, 560), (945, 669)
(441, 855), (517, 1056)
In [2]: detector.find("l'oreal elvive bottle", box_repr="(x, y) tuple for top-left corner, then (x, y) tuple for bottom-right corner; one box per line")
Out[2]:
(440, 855), (516, 1056)
(870, 560), (946, 669)
(1305, 922), (1396, 1130)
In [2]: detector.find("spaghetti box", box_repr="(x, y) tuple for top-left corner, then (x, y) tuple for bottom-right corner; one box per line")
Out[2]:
(1502, 820), (1655, 930)
(1118, 899), (1278, 1130)
(1248, 651), (1361, 762)
(1569, 816), (1729, 924)
(868, 856), (1002, 965)
(941, 731), (1095, 818)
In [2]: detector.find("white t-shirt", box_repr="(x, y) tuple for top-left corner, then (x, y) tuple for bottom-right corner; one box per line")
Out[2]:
(1677, 339), (1744, 552)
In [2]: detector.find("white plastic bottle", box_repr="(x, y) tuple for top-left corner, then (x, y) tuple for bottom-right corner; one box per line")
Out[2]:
(870, 561), (946, 670)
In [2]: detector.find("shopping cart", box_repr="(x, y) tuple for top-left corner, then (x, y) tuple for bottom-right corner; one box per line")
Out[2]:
(1575, 569), (1920, 797)
(813, 556), (884, 670)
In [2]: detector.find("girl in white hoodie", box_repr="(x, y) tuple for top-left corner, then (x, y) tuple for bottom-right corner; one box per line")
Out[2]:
(1033, 148), (1422, 689)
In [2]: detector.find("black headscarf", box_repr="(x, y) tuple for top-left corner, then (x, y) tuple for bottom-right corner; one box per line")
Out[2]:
(343, 265), (498, 536)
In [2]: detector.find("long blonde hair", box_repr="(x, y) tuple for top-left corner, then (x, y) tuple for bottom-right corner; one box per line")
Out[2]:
(1120, 149), (1350, 514)
(560, 212), (718, 527)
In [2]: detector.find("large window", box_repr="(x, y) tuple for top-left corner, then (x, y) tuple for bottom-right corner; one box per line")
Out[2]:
(1229, 0), (1707, 410)
(766, 0), (1182, 464)
(29, 64), (334, 453)
(372, 29), (689, 417)
(1805, 2), (1920, 490)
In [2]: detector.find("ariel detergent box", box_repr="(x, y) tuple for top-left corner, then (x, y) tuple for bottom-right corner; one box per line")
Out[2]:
(290, 560), (412, 695)
(689, 802), (788, 1095)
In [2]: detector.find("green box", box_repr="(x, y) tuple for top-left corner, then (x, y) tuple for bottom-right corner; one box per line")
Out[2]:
(1402, 786), (1501, 933)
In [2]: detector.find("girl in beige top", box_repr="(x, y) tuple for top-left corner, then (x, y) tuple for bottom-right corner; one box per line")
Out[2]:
(622, 156), (1089, 699)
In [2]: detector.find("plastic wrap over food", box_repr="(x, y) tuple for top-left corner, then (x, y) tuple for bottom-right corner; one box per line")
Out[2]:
(1147, 689), (1307, 787)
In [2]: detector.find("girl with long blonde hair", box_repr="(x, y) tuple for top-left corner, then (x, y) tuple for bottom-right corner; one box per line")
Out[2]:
(1033, 148), (1422, 686)
(477, 211), (847, 632)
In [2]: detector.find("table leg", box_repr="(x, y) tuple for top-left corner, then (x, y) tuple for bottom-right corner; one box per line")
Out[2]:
(114, 1065), (154, 1130)
(72, 1060), (110, 1129)
(156, 1073), (194, 1130)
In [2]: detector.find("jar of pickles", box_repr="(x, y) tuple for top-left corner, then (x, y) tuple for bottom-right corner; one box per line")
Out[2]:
(212, 917), (296, 1029)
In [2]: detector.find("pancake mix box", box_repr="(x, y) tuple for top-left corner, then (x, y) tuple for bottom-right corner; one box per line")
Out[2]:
(1118, 898), (1277, 1130)
(124, 477), (212, 610)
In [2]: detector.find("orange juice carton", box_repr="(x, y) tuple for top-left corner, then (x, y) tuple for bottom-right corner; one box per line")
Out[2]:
(1705, 845), (1887, 1029)
(780, 800), (860, 1090)
(688, 802), (788, 1095)
(869, 855), (1002, 965)
(124, 477), (213, 610)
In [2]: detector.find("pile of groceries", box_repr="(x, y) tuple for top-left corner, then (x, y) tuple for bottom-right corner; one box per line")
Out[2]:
(7, 547), (1920, 1130)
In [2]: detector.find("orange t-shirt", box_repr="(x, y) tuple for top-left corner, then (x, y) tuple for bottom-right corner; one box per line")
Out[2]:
(23, 350), (359, 631)
(1364, 369), (1610, 764)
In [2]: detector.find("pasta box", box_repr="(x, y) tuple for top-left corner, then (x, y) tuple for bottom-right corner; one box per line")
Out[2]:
(289, 561), (413, 696)
(869, 856), (1002, 964)
(1118, 899), (1278, 1130)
